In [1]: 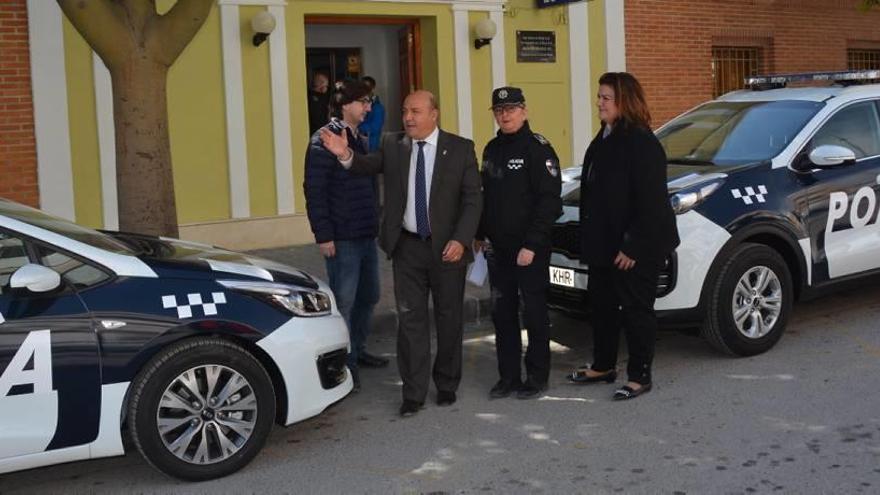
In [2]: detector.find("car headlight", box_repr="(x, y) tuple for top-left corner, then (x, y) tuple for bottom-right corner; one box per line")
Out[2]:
(670, 180), (723, 215)
(218, 280), (332, 317)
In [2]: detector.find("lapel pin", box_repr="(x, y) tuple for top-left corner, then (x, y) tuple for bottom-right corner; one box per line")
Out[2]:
(442, 149), (448, 156)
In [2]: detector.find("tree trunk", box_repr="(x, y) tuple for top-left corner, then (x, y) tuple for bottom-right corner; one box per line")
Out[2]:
(112, 59), (179, 238)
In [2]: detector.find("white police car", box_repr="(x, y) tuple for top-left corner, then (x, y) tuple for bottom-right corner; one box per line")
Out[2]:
(550, 70), (880, 356)
(0, 199), (352, 480)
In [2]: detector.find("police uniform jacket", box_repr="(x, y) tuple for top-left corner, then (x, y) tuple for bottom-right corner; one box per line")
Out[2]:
(579, 122), (680, 267)
(479, 121), (562, 250)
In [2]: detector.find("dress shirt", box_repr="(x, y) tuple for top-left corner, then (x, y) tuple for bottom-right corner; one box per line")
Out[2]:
(403, 126), (439, 233)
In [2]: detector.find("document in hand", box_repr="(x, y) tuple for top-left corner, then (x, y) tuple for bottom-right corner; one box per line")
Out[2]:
(467, 250), (488, 287)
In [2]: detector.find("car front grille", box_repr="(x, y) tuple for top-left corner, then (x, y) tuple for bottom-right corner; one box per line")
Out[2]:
(552, 222), (580, 259)
(316, 348), (348, 389)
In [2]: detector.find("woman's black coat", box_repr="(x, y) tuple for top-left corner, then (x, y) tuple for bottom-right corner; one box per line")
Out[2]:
(579, 123), (680, 268)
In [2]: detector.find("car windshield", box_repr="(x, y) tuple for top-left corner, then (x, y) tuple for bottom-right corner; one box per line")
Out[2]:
(657, 100), (825, 166)
(0, 199), (135, 255)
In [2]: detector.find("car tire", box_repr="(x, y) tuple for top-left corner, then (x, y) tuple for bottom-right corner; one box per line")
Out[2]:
(127, 337), (276, 481)
(702, 243), (793, 356)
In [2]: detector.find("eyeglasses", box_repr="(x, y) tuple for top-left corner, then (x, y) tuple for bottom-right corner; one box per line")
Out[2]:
(356, 97), (372, 104)
(492, 104), (523, 115)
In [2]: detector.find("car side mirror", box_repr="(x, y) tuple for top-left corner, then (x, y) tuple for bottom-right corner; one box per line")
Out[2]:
(808, 145), (856, 168)
(10, 264), (62, 293)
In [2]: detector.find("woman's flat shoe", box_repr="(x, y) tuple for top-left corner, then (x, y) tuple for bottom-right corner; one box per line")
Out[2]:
(567, 366), (617, 384)
(613, 383), (652, 400)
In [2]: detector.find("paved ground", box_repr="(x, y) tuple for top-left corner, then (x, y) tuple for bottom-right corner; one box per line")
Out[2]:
(2, 278), (879, 494)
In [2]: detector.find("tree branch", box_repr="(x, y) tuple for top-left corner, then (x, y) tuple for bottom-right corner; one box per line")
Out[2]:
(56, 0), (129, 67)
(149, 0), (216, 66)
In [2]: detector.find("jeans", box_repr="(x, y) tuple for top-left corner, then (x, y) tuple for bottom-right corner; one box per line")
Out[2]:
(324, 238), (381, 369)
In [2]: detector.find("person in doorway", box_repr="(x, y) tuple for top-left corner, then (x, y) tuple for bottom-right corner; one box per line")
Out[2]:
(304, 79), (388, 392)
(476, 87), (562, 400)
(567, 72), (679, 400)
(320, 90), (482, 417)
(359, 76), (386, 152)
(308, 70), (331, 135)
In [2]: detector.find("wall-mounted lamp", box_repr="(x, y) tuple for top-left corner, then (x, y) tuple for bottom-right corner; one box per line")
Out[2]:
(251, 11), (276, 47)
(474, 18), (497, 50)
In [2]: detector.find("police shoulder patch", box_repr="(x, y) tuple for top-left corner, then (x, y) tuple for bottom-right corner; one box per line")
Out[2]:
(533, 133), (549, 145)
(545, 159), (559, 177)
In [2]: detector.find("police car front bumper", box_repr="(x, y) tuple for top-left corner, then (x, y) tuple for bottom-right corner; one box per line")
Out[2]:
(256, 312), (353, 426)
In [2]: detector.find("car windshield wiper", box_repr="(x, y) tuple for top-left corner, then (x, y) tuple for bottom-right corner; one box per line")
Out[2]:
(667, 157), (717, 166)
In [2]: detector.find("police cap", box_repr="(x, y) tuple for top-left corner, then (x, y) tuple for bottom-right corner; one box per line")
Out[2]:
(491, 86), (525, 109)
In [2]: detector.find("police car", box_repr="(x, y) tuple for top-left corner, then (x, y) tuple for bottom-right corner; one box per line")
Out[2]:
(0, 199), (352, 480)
(550, 70), (880, 356)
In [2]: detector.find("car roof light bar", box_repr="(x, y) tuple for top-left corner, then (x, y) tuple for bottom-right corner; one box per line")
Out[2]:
(745, 70), (880, 90)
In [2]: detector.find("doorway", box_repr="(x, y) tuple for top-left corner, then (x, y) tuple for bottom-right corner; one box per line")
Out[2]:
(304, 16), (423, 134)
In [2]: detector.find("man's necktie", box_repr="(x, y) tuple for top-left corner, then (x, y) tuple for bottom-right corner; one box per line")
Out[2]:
(415, 141), (430, 239)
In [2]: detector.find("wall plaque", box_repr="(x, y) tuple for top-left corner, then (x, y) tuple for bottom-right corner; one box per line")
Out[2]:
(516, 30), (556, 63)
(536, 0), (583, 7)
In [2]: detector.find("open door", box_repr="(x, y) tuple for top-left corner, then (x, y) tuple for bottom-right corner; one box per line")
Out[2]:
(397, 22), (422, 104)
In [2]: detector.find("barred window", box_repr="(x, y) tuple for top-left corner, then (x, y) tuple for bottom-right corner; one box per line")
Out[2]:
(712, 46), (761, 97)
(848, 49), (880, 70)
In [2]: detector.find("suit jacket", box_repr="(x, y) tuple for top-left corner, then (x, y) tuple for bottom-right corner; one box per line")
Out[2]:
(351, 129), (483, 264)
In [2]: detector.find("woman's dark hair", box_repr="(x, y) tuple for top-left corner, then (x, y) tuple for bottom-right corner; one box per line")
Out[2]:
(598, 72), (652, 130)
(328, 79), (371, 119)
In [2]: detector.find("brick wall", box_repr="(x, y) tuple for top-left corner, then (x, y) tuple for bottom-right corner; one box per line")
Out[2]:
(0, 0), (37, 207)
(625, 0), (880, 127)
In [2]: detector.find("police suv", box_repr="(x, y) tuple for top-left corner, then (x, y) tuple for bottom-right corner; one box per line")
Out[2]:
(0, 199), (352, 480)
(550, 70), (880, 356)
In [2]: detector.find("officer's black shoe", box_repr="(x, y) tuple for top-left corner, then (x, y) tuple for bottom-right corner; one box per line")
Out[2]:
(399, 400), (424, 417)
(516, 379), (548, 400)
(489, 380), (521, 399)
(358, 351), (390, 368)
(436, 391), (456, 406)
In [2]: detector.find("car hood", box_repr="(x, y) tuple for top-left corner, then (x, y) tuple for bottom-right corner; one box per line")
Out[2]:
(107, 232), (319, 289)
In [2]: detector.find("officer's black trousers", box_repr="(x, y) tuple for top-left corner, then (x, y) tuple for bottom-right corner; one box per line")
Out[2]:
(488, 246), (551, 385)
(588, 262), (660, 385)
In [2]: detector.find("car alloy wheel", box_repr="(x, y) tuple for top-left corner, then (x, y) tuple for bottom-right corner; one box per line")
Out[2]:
(731, 265), (783, 339)
(157, 365), (258, 465)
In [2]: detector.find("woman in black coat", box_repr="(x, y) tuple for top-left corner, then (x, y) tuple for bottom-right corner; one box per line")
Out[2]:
(567, 72), (679, 400)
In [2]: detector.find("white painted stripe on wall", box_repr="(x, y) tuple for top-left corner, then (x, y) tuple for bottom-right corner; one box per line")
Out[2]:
(568, 2), (591, 165)
(489, 9), (506, 91)
(452, 8), (473, 139)
(92, 53), (118, 230)
(604, 0), (626, 72)
(268, 5), (294, 215)
(220, 4), (251, 219)
(27, 0), (75, 220)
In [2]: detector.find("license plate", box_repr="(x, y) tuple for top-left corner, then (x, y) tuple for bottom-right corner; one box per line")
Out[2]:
(549, 266), (575, 288)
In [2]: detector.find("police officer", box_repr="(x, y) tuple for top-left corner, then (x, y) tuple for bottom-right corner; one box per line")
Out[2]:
(476, 87), (562, 400)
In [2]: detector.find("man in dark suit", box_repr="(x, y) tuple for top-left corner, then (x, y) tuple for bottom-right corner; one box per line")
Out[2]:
(320, 90), (482, 417)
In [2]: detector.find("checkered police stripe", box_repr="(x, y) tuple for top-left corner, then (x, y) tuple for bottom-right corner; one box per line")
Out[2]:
(731, 185), (768, 205)
(161, 292), (227, 319)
